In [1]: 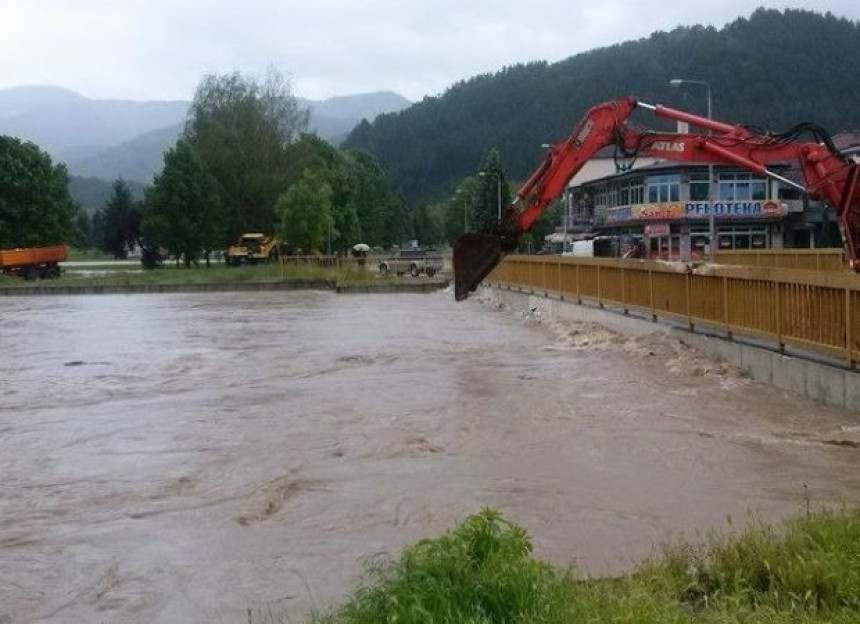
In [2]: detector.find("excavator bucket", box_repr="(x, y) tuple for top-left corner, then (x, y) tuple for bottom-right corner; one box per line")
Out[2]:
(453, 233), (504, 301)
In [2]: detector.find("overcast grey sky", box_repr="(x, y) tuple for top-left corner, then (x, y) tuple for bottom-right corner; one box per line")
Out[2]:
(1, 0), (858, 102)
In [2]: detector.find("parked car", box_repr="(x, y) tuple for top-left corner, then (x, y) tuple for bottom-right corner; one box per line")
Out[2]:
(378, 248), (444, 277)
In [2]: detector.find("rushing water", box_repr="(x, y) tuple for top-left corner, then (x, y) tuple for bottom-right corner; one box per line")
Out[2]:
(1, 291), (858, 623)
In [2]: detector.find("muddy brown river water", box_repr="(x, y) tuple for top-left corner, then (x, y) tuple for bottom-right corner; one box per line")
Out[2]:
(1, 291), (859, 623)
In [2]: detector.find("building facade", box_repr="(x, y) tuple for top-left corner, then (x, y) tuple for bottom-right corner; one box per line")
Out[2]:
(557, 162), (824, 260)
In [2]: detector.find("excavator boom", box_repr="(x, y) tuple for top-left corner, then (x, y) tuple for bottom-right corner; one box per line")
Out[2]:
(454, 96), (860, 301)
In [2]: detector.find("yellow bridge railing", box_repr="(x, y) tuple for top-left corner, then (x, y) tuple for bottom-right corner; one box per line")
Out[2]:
(715, 248), (846, 272)
(488, 255), (860, 368)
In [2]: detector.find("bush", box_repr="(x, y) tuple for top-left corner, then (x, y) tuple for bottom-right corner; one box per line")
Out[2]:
(311, 507), (860, 624)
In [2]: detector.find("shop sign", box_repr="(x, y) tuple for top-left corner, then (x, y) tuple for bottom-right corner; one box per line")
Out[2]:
(605, 200), (784, 222)
(683, 200), (783, 218)
(605, 203), (684, 222)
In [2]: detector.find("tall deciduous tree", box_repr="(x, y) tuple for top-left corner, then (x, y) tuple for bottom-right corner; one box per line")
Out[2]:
(0, 136), (76, 248)
(276, 171), (333, 254)
(283, 135), (360, 252)
(141, 140), (224, 267)
(97, 178), (140, 259)
(184, 69), (309, 239)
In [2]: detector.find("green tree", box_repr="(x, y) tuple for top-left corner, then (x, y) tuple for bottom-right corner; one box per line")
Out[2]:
(344, 149), (391, 246)
(97, 178), (140, 259)
(280, 139), (404, 250)
(74, 209), (92, 249)
(379, 195), (411, 249)
(184, 69), (309, 239)
(0, 135), (76, 248)
(284, 135), (361, 252)
(411, 201), (444, 246)
(141, 140), (224, 267)
(276, 171), (333, 253)
(473, 149), (511, 235)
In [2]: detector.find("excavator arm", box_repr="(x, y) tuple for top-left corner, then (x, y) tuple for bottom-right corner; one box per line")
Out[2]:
(453, 96), (860, 301)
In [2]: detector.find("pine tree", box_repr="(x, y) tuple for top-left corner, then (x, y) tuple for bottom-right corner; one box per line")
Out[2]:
(98, 178), (140, 259)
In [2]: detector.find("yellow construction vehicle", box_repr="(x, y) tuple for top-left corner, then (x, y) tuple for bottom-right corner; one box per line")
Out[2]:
(224, 233), (281, 266)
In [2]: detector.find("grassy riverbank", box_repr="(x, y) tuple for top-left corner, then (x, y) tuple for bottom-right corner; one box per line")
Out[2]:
(307, 507), (860, 624)
(0, 263), (440, 289)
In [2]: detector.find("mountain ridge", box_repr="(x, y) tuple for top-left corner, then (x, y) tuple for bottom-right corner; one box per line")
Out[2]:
(0, 87), (411, 183)
(343, 8), (860, 201)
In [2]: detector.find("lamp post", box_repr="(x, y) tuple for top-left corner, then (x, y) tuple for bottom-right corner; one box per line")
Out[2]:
(479, 171), (502, 221)
(670, 78), (715, 261)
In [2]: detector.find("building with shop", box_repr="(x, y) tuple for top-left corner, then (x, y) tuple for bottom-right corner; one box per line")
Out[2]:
(555, 160), (833, 260)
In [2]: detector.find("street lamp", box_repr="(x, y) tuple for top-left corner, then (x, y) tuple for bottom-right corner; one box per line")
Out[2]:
(670, 78), (715, 261)
(479, 171), (502, 221)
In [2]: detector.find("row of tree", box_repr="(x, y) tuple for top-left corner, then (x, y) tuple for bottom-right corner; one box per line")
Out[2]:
(2, 70), (458, 263)
(2, 69), (555, 260)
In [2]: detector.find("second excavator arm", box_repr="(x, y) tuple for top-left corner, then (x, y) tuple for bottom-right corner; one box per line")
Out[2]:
(453, 96), (860, 301)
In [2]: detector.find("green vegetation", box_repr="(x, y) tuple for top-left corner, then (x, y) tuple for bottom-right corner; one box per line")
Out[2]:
(0, 262), (439, 289)
(0, 135), (77, 248)
(184, 69), (309, 239)
(96, 178), (140, 259)
(344, 8), (860, 202)
(277, 170), (334, 253)
(311, 507), (860, 624)
(141, 140), (223, 266)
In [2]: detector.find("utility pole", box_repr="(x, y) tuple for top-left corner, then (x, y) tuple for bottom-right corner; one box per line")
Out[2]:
(670, 78), (715, 261)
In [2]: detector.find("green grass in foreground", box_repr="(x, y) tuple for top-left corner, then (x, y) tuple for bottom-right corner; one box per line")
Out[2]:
(1, 263), (427, 288)
(308, 507), (860, 624)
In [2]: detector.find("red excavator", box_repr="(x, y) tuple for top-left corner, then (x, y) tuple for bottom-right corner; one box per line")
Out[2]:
(453, 96), (860, 301)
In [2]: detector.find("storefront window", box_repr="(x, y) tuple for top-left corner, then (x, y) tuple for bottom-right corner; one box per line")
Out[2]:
(647, 175), (680, 203)
(714, 226), (770, 250)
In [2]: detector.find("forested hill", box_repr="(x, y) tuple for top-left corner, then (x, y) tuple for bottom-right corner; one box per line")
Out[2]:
(344, 8), (860, 202)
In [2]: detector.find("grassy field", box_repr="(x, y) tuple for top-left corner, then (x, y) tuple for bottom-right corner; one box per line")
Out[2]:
(0, 262), (440, 288)
(304, 507), (860, 624)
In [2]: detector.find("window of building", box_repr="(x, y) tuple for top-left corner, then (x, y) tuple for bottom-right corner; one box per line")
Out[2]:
(647, 174), (680, 203)
(619, 179), (644, 205)
(689, 172), (710, 201)
(718, 173), (768, 201)
(714, 225), (770, 250)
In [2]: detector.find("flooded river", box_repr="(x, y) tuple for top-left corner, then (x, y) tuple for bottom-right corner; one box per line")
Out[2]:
(1, 291), (859, 623)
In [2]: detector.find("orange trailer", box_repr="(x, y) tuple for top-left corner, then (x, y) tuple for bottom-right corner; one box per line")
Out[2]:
(0, 245), (66, 280)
